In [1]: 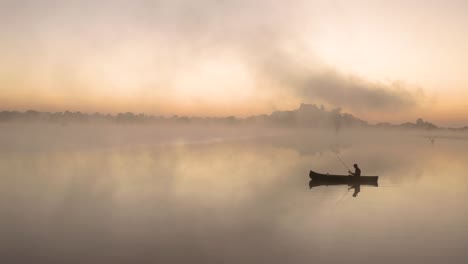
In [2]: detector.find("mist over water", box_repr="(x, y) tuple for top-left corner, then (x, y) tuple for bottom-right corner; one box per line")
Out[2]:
(2, 1), (468, 263)
(2, 123), (468, 263)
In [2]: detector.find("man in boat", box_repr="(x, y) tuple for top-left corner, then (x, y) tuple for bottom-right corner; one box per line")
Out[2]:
(348, 164), (361, 177)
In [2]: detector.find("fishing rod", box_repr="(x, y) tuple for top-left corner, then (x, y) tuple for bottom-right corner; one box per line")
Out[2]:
(335, 154), (351, 172)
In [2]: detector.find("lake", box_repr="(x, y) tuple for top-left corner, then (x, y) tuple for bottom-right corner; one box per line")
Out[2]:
(1, 124), (468, 263)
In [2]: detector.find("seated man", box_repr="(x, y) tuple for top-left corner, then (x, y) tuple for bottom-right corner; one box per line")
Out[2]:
(348, 164), (361, 177)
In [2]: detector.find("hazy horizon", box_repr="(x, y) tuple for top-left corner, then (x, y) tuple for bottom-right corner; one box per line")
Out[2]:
(0, 103), (457, 129)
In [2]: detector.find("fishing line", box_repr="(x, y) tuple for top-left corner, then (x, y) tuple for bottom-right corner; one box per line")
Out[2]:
(335, 188), (350, 205)
(335, 154), (351, 171)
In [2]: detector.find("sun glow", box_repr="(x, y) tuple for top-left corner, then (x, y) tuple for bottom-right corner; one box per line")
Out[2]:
(170, 57), (255, 105)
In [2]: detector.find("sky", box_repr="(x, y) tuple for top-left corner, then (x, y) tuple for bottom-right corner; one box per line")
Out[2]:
(0, 0), (467, 126)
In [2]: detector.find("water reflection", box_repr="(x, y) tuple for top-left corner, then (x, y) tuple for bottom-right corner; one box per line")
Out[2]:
(309, 181), (367, 197)
(2, 125), (468, 263)
(349, 183), (361, 197)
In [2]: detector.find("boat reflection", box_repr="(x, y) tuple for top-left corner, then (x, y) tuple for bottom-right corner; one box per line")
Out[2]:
(309, 180), (377, 198)
(308, 179), (378, 188)
(348, 183), (361, 197)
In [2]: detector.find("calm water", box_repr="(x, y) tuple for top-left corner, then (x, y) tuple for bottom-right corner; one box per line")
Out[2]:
(1, 124), (468, 263)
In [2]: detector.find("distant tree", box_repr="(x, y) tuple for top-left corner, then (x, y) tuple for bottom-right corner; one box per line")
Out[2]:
(416, 118), (424, 126)
(331, 107), (342, 132)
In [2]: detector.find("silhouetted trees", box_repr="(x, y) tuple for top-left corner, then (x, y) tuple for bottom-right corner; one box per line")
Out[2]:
(0, 106), (450, 130)
(268, 103), (367, 129)
(400, 118), (437, 130)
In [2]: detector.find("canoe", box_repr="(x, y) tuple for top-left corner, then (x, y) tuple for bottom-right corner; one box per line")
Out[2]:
(309, 170), (378, 186)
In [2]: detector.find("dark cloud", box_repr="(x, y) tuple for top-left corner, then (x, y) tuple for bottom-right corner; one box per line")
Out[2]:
(256, 49), (424, 113)
(301, 71), (422, 111)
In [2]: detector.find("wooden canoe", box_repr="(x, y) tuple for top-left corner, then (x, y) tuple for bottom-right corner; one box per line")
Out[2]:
(309, 170), (378, 186)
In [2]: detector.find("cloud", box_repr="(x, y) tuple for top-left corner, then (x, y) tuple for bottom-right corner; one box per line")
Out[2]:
(126, 0), (425, 114)
(302, 71), (422, 111)
(0, 0), (426, 115)
(253, 47), (424, 113)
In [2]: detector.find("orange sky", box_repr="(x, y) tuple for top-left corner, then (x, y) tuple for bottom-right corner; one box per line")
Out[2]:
(1, 0), (467, 126)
